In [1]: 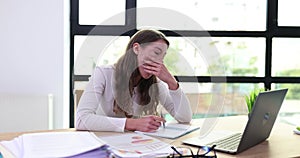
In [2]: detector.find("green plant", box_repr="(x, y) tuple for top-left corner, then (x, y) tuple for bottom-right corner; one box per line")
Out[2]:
(245, 88), (265, 113)
(297, 127), (300, 131)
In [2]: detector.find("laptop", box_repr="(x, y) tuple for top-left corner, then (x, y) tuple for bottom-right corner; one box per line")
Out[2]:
(182, 88), (288, 154)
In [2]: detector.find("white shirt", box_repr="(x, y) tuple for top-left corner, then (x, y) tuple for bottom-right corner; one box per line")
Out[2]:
(75, 65), (192, 132)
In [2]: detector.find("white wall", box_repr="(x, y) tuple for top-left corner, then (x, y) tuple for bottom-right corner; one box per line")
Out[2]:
(0, 0), (68, 130)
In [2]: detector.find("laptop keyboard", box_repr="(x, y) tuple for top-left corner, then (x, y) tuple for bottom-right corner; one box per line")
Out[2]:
(206, 133), (242, 151)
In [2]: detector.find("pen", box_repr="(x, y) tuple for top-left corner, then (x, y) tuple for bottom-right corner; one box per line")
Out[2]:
(160, 111), (165, 128)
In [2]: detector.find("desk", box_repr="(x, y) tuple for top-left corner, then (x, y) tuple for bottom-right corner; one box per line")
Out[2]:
(0, 116), (299, 158)
(161, 116), (300, 158)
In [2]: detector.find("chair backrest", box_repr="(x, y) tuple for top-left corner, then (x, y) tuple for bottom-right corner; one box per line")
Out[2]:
(74, 89), (84, 109)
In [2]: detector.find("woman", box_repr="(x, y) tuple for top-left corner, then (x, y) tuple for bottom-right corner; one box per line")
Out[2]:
(76, 29), (192, 132)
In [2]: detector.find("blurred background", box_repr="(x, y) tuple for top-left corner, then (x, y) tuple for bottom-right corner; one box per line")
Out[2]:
(1, 0), (299, 132)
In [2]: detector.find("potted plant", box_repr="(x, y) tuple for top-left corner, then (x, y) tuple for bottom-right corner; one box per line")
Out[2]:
(245, 88), (265, 117)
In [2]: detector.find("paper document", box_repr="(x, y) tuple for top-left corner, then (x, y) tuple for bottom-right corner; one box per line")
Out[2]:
(99, 133), (173, 158)
(0, 131), (106, 158)
(136, 123), (199, 139)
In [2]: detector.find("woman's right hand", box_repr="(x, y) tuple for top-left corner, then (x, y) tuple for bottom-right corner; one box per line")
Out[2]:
(125, 115), (165, 132)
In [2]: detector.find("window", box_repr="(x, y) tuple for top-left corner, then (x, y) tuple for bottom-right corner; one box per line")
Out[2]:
(74, 35), (129, 75)
(278, 0), (300, 26)
(70, 0), (300, 128)
(79, 0), (125, 25)
(137, 0), (267, 31)
(272, 38), (300, 77)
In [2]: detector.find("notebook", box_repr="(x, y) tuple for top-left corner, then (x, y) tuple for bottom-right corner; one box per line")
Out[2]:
(182, 88), (288, 154)
(136, 123), (199, 139)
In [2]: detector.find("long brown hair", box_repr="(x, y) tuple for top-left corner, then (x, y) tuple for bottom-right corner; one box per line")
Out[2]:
(113, 29), (169, 117)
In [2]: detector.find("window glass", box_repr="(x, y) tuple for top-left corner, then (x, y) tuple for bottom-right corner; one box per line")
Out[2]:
(272, 38), (300, 77)
(137, 0), (266, 31)
(272, 83), (300, 126)
(79, 0), (125, 25)
(74, 35), (129, 75)
(278, 0), (300, 26)
(180, 82), (264, 118)
(210, 37), (265, 77)
(164, 37), (207, 76)
(165, 37), (265, 76)
(74, 81), (88, 91)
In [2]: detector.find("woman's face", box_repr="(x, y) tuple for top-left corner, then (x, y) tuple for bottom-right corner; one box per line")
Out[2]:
(133, 39), (168, 79)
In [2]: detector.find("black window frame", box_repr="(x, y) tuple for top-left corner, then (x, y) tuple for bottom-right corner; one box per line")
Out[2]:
(70, 0), (300, 128)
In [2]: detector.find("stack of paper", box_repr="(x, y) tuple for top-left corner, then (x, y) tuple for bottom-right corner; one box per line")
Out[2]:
(1, 131), (181, 157)
(99, 133), (174, 158)
(0, 131), (109, 158)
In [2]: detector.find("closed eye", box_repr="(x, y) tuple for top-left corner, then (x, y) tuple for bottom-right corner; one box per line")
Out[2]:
(154, 47), (163, 55)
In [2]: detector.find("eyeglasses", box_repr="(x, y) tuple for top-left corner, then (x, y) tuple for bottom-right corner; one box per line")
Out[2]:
(168, 145), (217, 158)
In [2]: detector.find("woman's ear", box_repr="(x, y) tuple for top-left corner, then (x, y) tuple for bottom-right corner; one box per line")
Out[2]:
(133, 43), (140, 55)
